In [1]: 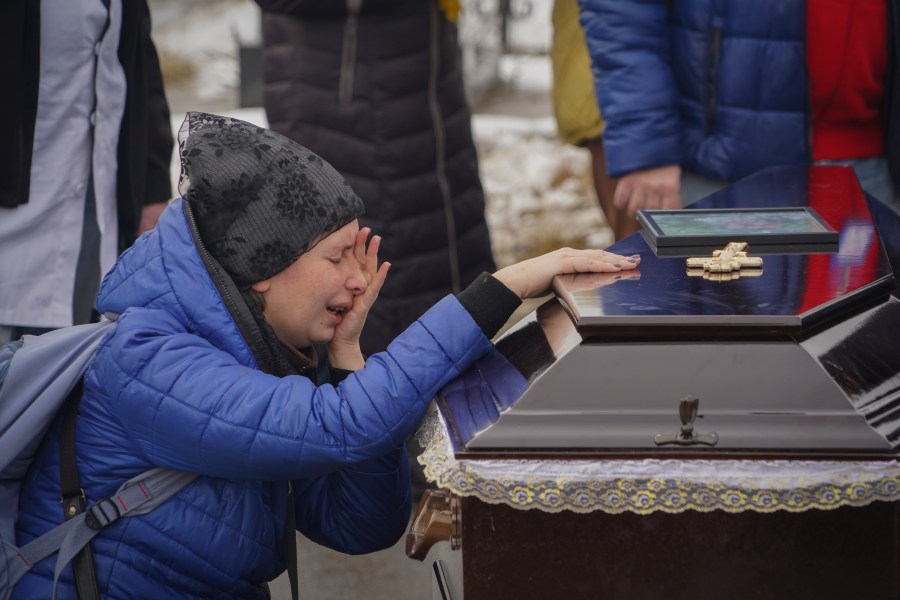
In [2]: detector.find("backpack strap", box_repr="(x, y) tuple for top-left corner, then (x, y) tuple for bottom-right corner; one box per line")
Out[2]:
(58, 378), (99, 600)
(5, 468), (196, 599)
(284, 482), (298, 600)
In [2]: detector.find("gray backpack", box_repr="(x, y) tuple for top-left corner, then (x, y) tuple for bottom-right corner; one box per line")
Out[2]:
(0, 320), (196, 599)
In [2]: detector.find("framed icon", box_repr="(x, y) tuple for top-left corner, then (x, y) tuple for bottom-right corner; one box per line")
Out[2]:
(637, 207), (839, 250)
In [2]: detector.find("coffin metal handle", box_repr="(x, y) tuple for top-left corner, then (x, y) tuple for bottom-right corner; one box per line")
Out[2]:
(654, 395), (719, 447)
(405, 489), (460, 561)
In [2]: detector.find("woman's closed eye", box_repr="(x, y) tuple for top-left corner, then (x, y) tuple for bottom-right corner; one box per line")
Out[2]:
(329, 247), (354, 264)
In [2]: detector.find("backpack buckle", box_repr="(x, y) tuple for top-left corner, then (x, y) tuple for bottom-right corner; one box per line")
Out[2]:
(85, 496), (122, 530)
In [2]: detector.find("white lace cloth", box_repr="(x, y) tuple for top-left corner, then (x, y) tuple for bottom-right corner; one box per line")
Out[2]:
(416, 409), (900, 514)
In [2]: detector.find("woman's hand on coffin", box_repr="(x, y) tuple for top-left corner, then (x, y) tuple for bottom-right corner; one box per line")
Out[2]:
(493, 247), (640, 300)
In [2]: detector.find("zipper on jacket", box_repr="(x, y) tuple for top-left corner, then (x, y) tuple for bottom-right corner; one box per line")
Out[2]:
(184, 201), (238, 313)
(338, 0), (362, 106)
(704, 17), (723, 136)
(428, 3), (462, 293)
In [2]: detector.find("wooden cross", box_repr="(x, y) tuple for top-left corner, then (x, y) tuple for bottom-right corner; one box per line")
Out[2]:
(685, 242), (763, 274)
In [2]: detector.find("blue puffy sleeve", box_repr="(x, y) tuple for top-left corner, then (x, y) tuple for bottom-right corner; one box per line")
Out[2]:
(578, 0), (685, 176)
(93, 295), (491, 482)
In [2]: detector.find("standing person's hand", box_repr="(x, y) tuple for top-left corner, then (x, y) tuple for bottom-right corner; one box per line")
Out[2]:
(614, 165), (682, 216)
(493, 247), (640, 300)
(327, 228), (389, 370)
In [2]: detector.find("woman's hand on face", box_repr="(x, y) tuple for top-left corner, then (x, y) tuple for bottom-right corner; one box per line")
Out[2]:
(327, 228), (390, 369)
(342, 227), (390, 338)
(492, 247), (640, 300)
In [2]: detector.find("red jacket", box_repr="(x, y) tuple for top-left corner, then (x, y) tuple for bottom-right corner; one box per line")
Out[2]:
(807, 0), (888, 160)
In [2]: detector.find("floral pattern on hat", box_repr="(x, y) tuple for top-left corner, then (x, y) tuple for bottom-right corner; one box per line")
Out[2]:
(177, 112), (365, 286)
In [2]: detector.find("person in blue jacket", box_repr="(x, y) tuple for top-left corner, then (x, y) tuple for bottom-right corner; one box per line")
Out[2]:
(12, 112), (639, 599)
(578, 0), (900, 216)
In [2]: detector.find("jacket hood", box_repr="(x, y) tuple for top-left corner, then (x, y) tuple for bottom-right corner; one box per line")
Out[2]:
(96, 197), (260, 369)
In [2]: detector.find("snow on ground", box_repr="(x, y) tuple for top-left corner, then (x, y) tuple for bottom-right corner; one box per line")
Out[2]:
(156, 0), (612, 268)
(152, 0), (260, 104)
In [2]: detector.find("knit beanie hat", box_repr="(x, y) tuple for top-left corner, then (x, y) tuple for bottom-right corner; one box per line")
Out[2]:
(177, 112), (365, 286)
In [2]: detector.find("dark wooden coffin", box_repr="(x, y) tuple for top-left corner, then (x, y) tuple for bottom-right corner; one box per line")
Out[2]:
(406, 166), (900, 600)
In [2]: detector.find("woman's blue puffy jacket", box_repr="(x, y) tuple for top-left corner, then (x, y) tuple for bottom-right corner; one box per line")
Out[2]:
(579, 0), (813, 181)
(13, 198), (493, 598)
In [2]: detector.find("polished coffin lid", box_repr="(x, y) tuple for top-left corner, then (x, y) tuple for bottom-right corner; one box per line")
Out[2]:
(435, 166), (900, 458)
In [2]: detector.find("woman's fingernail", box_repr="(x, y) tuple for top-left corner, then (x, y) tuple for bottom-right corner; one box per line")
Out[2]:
(627, 258), (637, 263)
(614, 263), (622, 268)
(630, 254), (640, 259)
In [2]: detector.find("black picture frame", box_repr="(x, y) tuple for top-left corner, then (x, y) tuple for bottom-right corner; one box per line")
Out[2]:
(637, 207), (839, 249)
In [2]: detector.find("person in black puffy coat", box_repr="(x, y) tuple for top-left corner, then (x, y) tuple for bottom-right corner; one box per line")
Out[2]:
(256, 0), (496, 357)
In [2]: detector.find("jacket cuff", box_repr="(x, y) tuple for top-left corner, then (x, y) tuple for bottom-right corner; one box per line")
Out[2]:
(456, 272), (522, 339)
(329, 365), (354, 384)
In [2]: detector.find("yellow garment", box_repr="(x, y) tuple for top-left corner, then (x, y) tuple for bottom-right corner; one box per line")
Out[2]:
(551, 0), (605, 146)
(439, 0), (460, 22)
